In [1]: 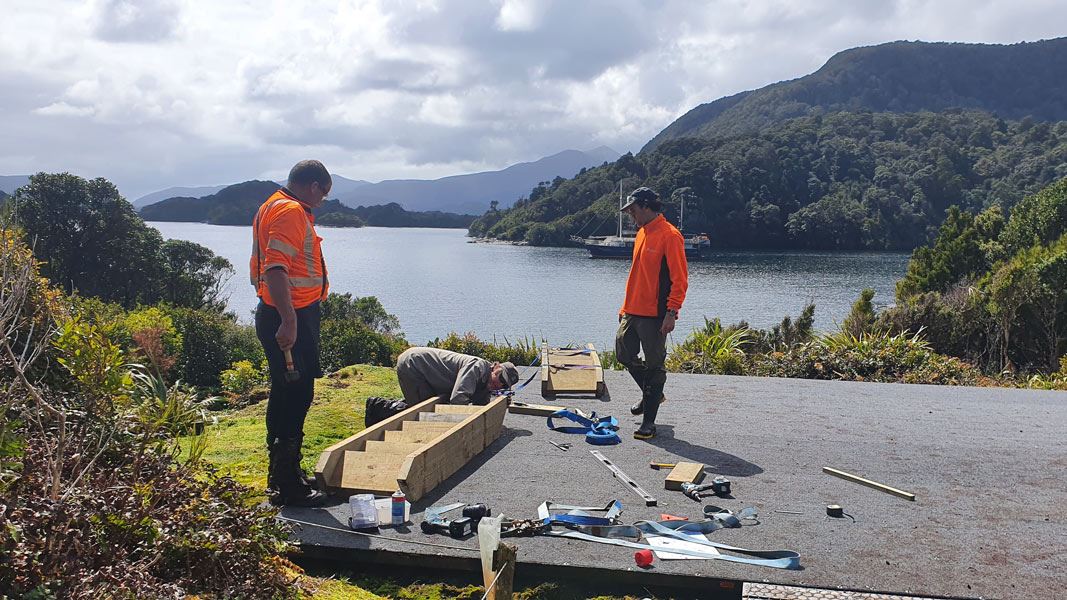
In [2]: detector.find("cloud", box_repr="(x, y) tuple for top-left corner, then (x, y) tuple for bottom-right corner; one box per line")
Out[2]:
(0, 0), (1063, 199)
(91, 0), (182, 43)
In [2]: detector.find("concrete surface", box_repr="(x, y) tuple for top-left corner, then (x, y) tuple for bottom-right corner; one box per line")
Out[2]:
(284, 371), (1067, 599)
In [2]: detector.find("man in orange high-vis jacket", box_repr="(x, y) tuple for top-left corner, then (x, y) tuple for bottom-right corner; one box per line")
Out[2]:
(616, 187), (688, 440)
(250, 159), (331, 507)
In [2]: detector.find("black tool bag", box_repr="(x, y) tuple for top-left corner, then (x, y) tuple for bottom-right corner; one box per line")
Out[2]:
(364, 396), (408, 427)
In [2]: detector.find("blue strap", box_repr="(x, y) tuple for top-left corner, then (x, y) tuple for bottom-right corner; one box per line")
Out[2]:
(546, 410), (620, 445)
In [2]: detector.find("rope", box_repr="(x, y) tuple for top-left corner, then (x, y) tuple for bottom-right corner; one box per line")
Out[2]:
(479, 560), (510, 600)
(277, 516), (479, 553)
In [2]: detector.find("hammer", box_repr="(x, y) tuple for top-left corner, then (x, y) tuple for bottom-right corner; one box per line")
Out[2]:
(283, 349), (300, 382)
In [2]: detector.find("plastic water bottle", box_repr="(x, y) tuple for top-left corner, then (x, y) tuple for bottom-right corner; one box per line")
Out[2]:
(391, 490), (406, 526)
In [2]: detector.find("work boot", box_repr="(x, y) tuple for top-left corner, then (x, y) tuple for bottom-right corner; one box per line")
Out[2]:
(270, 437), (326, 507)
(266, 435), (282, 497)
(629, 394), (666, 416)
(293, 434), (316, 488)
(634, 390), (662, 440)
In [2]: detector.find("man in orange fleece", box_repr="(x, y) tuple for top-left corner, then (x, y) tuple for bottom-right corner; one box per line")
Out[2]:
(616, 187), (689, 440)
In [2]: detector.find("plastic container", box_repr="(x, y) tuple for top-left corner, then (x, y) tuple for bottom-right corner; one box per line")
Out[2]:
(348, 494), (377, 529)
(375, 496), (409, 526)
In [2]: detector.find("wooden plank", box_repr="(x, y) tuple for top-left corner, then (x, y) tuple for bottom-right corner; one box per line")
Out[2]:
(823, 466), (916, 501)
(314, 396), (443, 490)
(364, 440), (424, 455)
(384, 429), (448, 444)
(434, 404), (482, 415)
(402, 421), (456, 433)
(398, 396), (507, 501)
(507, 402), (562, 416)
(418, 412), (469, 423)
(340, 451), (405, 493)
(664, 462), (705, 490)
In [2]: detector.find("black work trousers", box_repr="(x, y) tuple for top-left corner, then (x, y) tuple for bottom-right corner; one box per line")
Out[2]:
(615, 314), (667, 421)
(256, 300), (322, 441)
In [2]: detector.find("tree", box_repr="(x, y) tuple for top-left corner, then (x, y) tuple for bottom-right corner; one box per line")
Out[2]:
(13, 173), (230, 310)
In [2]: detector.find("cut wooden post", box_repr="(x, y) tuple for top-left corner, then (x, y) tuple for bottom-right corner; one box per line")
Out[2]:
(488, 542), (517, 600)
(664, 462), (705, 490)
(823, 466), (916, 501)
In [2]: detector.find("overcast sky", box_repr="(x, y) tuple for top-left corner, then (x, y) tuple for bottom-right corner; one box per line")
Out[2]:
(1, 0), (1062, 199)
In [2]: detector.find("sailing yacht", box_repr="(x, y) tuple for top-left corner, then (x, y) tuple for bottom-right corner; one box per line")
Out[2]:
(573, 184), (710, 258)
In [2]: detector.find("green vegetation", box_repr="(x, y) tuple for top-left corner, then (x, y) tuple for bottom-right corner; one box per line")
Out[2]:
(471, 110), (1067, 251)
(883, 177), (1067, 374)
(646, 38), (1067, 149)
(13, 172), (233, 310)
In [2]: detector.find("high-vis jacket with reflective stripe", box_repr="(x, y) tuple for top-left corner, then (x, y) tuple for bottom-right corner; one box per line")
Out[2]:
(249, 188), (329, 309)
(620, 214), (688, 318)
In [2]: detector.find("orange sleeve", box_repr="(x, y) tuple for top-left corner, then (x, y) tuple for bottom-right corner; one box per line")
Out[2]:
(665, 230), (688, 312)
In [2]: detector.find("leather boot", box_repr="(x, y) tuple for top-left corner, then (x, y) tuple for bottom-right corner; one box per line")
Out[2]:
(270, 437), (326, 507)
(293, 434), (316, 488)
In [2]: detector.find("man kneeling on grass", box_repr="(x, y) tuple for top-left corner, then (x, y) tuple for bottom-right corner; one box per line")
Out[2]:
(365, 347), (520, 425)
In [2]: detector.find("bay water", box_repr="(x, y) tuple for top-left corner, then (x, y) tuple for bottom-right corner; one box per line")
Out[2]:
(150, 222), (910, 352)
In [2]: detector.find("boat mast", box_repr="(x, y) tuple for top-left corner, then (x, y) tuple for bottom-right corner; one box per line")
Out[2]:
(617, 180), (623, 237)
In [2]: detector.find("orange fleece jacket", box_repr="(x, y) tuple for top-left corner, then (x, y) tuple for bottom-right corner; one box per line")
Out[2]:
(620, 214), (689, 318)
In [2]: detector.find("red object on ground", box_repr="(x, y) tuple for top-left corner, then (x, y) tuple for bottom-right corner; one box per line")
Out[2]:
(634, 549), (654, 568)
(659, 513), (688, 521)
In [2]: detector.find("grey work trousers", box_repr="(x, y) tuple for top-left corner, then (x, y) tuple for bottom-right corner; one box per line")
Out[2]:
(615, 314), (667, 424)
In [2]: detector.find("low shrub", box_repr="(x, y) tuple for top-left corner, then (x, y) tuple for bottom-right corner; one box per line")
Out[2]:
(320, 319), (407, 373)
(666, 318), (750, 375)
(221, 359), (269, 396)
(751, 329), (983, 385)
(427, 332), (539, 365)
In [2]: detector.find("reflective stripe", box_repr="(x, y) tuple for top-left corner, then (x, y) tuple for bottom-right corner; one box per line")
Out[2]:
(267, 238), (300, 257)
(303, 221), (316, 278)
(289, 276), (324, 287)
(263, 262), (289, 271)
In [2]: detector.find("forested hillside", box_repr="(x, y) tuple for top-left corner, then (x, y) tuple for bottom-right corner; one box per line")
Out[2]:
(645, 37), (1067, 150)
(471, 110), (1067, 250)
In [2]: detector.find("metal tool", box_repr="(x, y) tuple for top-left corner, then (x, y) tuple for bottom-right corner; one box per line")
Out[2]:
(649, 462), (676, 470)
(282, 349), (300, 382)
(421, 502), (470, 538)
(589, 450), (657, 506)
(680, 476), (731, 501)
(548, 440), (572, 451)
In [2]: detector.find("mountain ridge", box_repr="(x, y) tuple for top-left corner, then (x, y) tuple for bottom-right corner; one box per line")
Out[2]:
(644, 37), (1067, 152)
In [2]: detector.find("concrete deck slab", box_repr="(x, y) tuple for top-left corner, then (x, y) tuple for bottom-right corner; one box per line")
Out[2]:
(285, 371), (1067, 599)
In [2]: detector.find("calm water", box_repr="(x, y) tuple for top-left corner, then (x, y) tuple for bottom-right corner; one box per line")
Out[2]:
(150, 223), (910, 350)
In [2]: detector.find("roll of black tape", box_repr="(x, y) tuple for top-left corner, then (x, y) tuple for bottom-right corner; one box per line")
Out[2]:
(826, 504), (844, 518)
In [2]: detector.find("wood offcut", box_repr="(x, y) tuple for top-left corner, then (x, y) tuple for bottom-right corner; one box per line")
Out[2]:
(664, 462), (705, 490)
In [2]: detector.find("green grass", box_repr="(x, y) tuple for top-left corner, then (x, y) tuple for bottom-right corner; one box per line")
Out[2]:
(188, 364), (400, 496)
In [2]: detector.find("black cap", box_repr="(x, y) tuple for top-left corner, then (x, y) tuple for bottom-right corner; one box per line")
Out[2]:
(620, 187), (661, 212)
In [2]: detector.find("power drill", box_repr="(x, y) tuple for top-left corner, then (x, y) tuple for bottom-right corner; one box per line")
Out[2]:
(420, 502), (492, 539)
(681, 476), (731, 501)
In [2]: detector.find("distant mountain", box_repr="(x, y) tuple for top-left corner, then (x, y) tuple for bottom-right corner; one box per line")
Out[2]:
(0, 175), (30, 195)
(349, 203), (475, 228)
(133, 175), (369, 208)
(335, 147), (621, 214)
(644, 37), (1067, 151)
(139, 181), (474, 229)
